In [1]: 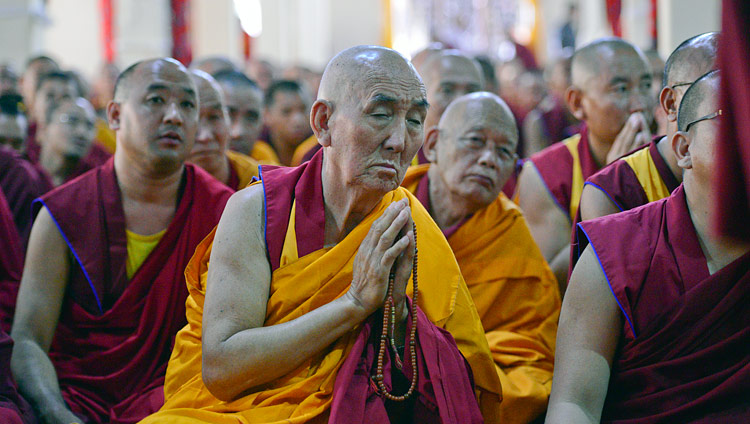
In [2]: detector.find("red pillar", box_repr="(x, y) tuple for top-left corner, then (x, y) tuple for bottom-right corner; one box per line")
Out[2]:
(99, 0), (114, 63)
(171, 0), (192, 66)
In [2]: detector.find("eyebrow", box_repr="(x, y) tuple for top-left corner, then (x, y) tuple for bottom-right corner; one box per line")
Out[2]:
(369, 93), (429, 109)
(146, 83), (196, 98)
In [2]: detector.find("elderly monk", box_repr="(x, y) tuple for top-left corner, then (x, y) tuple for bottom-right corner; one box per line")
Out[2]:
(402, 92), (560, 423)
(10, 58), (233, 424)
(143, 45), (502, 424)
(188, 70), (259, 191)
(518, 38), (653, 291)
(548, 70), (750, 422)
(212, 69), (279, 164)
(577, 33), (718, 224)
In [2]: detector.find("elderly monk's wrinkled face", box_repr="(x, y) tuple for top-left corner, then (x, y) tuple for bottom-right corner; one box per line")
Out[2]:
(329, 62), (428, 194)
(432, 98), (517, 207)
(45, 100), (96, 160)
(265, 90), (309, 147)
(34, 78), (77, 130)
(579, 48), (653, 145)
(190, 77), (230, 174)
(118, 61), (198, 171)
(220, 82), (263, 153)
(0, 113), (27, 152)
(423, 56), (483, 130)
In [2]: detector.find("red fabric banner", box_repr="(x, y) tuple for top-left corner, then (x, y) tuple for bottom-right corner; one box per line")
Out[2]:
(170, 0), (192, 66)
(99, 0), (114, 63)
(605, 0), (622, 37)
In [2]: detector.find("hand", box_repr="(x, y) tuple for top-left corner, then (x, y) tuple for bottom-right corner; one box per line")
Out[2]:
(606, 112), (651, 164)
(41, 406), (84, 424)
(348, 198), (415, 320)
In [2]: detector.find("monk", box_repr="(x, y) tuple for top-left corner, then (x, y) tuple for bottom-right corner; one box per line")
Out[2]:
(263, 79), (311, 166)
(191, 56), (238, 76)
(0, 329), (34, 424)
(547, 70), (750, 422)
(10, 58), (233, 424)
(578, 33), (718, 222)
(402, 92), (560, 423)
(517, 38), (653, 290)
(143, 45), (502, 424)
(212, 69), (279, 164)
(19, 56), (58, 118)
(0, 186), (23, 333)
(0, 94), (28, 153)
(188, 70), (258, 191)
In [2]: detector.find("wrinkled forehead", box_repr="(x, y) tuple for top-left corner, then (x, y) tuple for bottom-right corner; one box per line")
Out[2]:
(354, 63), (426, 105)
(448, 101), (517, 139)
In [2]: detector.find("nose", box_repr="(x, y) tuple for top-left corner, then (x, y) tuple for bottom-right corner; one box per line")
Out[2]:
(163, 102), (183, 126)
(629, 90), (648, 113)
(477, 145), (499, 170)
(196, 123), (212, 144)
(383, 118), (407, 153)
(230, 120), (246, 139)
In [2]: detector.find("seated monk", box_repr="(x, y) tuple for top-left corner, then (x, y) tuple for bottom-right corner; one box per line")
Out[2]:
(0, 329), (34, 424)
(547, 70), (750, 422)
(143, 45), (502, 424)
(10, 58), (233, 423)
(212, 69), (279, 165)
(0, 93), (28, 153)
(518, 38), (654, 291)
(188, 70), (259, 190)
(262, 79), (311, 166)
(401, 92), (560, 423)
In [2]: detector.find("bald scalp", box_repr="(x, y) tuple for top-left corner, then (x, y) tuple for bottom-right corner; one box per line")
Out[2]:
(189, 69), (225, 105)
(677, 70), (720, 132)
(439, 91), (519, 147)
(113, 58), (192, 102)
(420, 51), (484, 87)
(317, 45), (424, 106)
(571, 38), (647, 87)
(663, 32), (719, 88)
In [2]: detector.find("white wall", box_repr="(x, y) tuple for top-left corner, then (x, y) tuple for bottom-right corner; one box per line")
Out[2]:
(42, 0), (101, 76)
(191, 0), (242, 65)
(658, 0), (720, 59)
(0, 0), (48, 70)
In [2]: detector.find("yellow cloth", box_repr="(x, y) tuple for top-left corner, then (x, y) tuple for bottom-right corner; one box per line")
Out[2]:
(94, 118), (116, 154)
(249, 141), (280, 165)
(622, 146), (672, 203)
(225, 150), (260, 190)
(403, 165), (561, 423)
(290, 135), (319, 166)
(562, 133), (584, 221)
(125, 229), (166, 279)
(142, 184), (501, 423)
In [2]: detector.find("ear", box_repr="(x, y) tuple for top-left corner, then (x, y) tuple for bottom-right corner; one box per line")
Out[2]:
(106, 100), (121, 131)
(565, 86), (586, 121)
(671, 130), (692, 170)
(422, 127), (440, 163)
(659, 86), (678, 122)
(310, 99), (332, 147)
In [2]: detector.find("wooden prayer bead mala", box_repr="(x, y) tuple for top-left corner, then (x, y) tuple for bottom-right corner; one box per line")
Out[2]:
(373, 221), (418, 401)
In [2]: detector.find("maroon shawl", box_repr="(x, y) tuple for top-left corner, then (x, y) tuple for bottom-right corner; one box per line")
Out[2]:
(0, 330), (36, 424)
(528, 124), (600, 220)
(0, 189), (23, 334)
(33, 159), (232, 423)
(575, 186), (750, 422)
(259, 149), (483, 423)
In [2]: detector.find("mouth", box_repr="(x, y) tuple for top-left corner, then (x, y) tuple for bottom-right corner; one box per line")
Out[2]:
(371, 162), (398, 175)
(157, 131), (183, 147)
(466, 174), (495, 188)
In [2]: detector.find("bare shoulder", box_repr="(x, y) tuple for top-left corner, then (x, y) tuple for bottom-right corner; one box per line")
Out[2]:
(579, 183), (620, 221)
(215, 183), (265, 239)
(518, 160), (556, 214)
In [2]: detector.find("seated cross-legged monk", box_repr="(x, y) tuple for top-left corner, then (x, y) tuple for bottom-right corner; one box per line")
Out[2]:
(211, 69), (280, 165)
(547, 70), (750, 422)
(143, 45), (502, 424)
(10, 58), (233, 424)
(401, 92), (560, 423)
(518, 38), (654, 292)
(188, 70), (259, 191)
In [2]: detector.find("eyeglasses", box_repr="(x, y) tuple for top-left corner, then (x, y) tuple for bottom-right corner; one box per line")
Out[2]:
(684, 109), (722, 132)
(669, 82), (693, 90)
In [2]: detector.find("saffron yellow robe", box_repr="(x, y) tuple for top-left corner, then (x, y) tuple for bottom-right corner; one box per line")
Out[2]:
(142, 185), (501, 423)
(291, 134), (319, 166)
(403, 165), (561, 423)
(225, 150), (259, 190)
(249, 141), (280, 165)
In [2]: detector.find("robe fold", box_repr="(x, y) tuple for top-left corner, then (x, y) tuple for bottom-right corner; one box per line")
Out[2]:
(0, 330), (36, 424)
(526, 124), (601, 222)
(403, 165), (561, 424)
(0, 146), (52, 247)
(0, 189), (23, 333)
(145, 149), (501, 423)
(574, 185), (750, 423)
(225, 150), (260, 190)
(32, 159), (232, 423)
(249, 140), (281, 165)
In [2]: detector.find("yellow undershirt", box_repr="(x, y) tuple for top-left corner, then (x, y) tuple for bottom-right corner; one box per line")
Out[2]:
(125, 229), (166, 279)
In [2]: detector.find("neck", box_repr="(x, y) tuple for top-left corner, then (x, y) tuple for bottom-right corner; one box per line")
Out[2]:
(584, 129), (609, 168)
(210, 155), (231, 185)
(657, 132), (683, 182)
(39, 146), (78, 186)
(321, 156), (385, 245)
(113, 151), (183, 205)
(270, 132), (296, 166)
(426, 167), (476, 230)
(684, 177), (750, 274)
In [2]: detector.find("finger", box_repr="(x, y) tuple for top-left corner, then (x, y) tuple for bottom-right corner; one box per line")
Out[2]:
(393, 228), (415, 291)
(375, 207), (411, 254)
(380, 233), (411, 272)
(363, 199), (407, 249)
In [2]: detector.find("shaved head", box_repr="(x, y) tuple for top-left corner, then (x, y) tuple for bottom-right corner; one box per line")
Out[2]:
(571, 38), (648, 88)
(191, 56), (238, 76)
(439, 91), (518, 146)
(189, 69), (225, 105)
(663, 32), (719, 88)
(411, 43), (445, 74)
(678, 70), (720, 132)
(114, 58), (193, 102)
(420, 51), (484, 130)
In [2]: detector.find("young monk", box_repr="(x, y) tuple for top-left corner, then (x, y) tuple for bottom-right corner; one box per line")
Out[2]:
(401, 92), (560, 423)
(547, 70), (750, 422)
(518, 38), (654, 291)
(143, 45), (502, 424)
(262, 79), (310, 166)
(188, 70), (258, 191)
(10, 58), (233, 423)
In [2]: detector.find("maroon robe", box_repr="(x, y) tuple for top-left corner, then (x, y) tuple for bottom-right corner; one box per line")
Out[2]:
(574, 185), (750, 422)
(259, 150), (483, 423)
(715, 0), (750, 241)
(0, 330), (36, 424)
(528, 124), (600, 221)
(33, 159), (232, 423)
(0, 189), (23, 333)
(0, 146), (52, 247)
